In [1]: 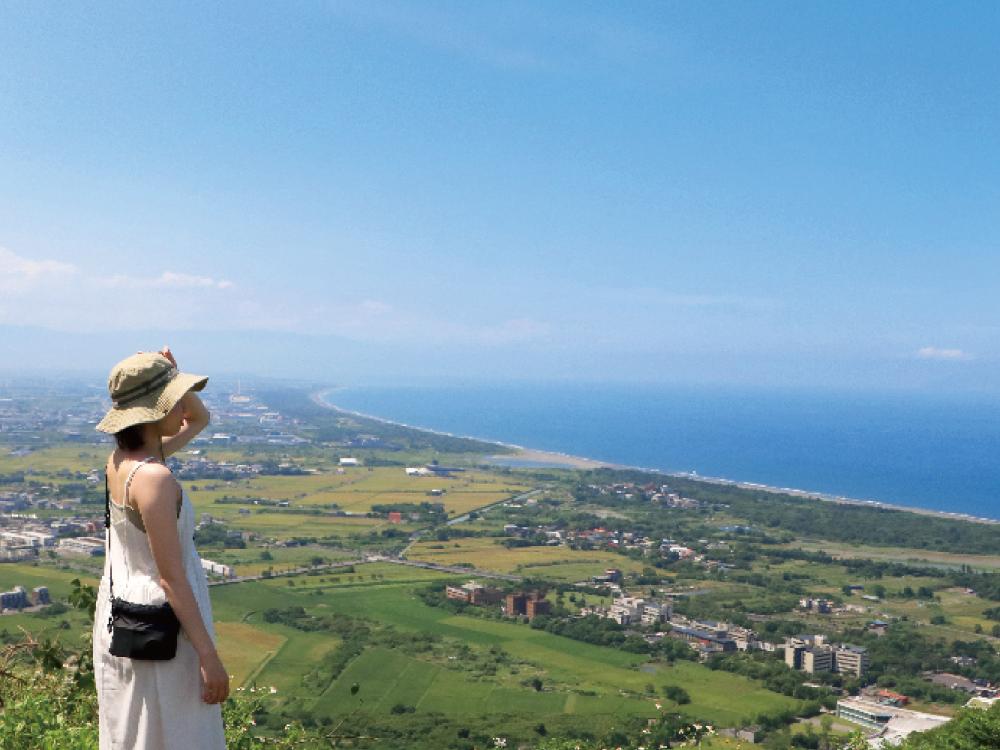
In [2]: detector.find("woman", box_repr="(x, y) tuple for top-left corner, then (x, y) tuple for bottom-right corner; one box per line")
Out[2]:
(93, 348), (229, 749)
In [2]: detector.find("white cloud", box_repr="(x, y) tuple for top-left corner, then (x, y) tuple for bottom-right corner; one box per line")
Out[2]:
(916, 346), (972, 361)
(0, 247), (240, 332)
(0, 247), (77, 292)
(0, 247), (548, 346)
(104, 271), (234, 290)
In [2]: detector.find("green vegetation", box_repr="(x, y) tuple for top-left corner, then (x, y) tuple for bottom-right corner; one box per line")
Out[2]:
(575, 469), (1000, 555)
(897, 702), (1000, 749)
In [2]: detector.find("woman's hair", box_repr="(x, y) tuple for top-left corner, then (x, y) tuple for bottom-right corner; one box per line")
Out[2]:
(114, 424), (146, 451)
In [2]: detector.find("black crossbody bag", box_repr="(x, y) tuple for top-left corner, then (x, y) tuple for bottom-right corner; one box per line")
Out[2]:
(105, 471), (181, 660)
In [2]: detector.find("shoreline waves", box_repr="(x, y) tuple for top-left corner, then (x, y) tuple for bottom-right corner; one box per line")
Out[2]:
(313, 389), (998, 526)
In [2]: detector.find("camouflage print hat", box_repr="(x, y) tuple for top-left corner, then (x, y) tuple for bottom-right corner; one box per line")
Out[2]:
(95, 352), (207, 434)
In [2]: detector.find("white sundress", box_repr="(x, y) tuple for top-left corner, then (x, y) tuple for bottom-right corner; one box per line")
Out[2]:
(93, 457), (227, 750)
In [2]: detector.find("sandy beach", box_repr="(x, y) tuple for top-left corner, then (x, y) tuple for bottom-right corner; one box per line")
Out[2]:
(313, 389), (998, 526)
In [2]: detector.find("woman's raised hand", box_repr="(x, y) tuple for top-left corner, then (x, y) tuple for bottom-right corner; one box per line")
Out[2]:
(160, 345), (178, 368)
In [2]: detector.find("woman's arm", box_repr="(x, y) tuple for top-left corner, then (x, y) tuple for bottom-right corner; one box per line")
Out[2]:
(133, 465), (229, 704)
(157, 346), (211, 459)
(160, 391), (211, 458)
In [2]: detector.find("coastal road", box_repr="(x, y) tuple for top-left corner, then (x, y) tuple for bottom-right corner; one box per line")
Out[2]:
(205, 554), (521, 585)
(206, 558), (364, 587)
(362, 554), (522, 583)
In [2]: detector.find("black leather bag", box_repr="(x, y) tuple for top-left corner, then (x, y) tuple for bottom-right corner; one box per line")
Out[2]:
(105, 472), (181, 661)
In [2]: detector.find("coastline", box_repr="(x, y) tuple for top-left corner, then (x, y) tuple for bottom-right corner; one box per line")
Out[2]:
(312, 388), (998, 526)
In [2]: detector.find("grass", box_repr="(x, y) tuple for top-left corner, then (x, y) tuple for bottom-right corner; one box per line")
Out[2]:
(209, 567), (801, 728)
(312, 646), (577, 717)
(185, 466), (531, 519)
(214, 621), (286, 686)
(204, 546), (356, 578)
(407, 537), (648, 578)
(775, 540), (1000, 571)
(251, 626), (340, 695)
(0, 561), (99, 599)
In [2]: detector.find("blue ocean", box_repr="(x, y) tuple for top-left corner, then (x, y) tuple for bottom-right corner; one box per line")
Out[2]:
(325, 384), (1000, 521)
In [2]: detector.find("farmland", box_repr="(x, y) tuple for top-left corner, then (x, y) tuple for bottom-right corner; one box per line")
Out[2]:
(408, 536), (650, 581)
(206, 566), (801, 738)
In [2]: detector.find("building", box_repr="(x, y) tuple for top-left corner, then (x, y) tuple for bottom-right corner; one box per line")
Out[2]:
(803, 647), (833, 673)
(669, 625), (737, 654)
(505, 591), (549, 620)
(785, 635), (833, 674)
(606, 597), (672, 626)
(57, 536), (106, 557)
(834, 645), (870, 678)
(640, 602), (671, 625)
(800, 597), (833, 613)
(446, 581), (504, 606)
(837, 698), (950, 744)
(927, 673), (979, 694)
(31, 586), (50, 605)
(526, 597), (551, 619)
(339, 457), (359, 466)
(837, 699), (893, 731)
(1, 530), (56, 548)
(876, 689), (909, 707)
(1, 586), (29, 611)
(200, 559), (236, 578)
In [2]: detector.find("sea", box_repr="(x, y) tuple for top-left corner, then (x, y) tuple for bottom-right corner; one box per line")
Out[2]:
(324, 383), (1000, 522)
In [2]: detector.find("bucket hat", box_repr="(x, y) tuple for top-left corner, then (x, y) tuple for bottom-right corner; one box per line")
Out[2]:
(96, 352), (208, 434)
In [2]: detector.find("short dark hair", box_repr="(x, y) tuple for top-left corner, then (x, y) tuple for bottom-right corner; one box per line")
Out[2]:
(114, 424), (146, 451)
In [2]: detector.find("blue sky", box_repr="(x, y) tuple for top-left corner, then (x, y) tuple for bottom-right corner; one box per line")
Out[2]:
(1, 2), (998, 390)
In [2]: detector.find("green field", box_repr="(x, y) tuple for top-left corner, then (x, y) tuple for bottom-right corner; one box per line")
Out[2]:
(776, 540), (1000, 571)
(187, 466), (530, 518)
(407, 536), (649, 579)
(207, 566), (801, 729)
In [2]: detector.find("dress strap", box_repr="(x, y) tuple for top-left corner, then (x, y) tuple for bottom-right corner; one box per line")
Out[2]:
(123, 457), (158, 509)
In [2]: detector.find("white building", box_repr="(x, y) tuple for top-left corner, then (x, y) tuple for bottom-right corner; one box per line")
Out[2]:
(200, 559), (236, 578)
(57, 537), (106, 557)
(1, 530), (56, 548)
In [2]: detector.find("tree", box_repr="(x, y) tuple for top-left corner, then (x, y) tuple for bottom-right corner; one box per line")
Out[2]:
(663, 685), (690, 704)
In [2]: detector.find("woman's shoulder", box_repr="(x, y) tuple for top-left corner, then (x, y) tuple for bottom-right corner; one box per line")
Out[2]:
(127, 460), (180, 500)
